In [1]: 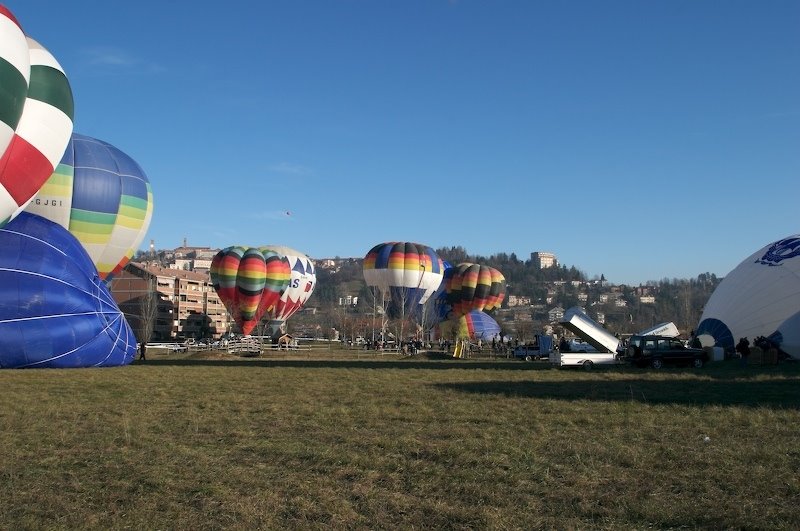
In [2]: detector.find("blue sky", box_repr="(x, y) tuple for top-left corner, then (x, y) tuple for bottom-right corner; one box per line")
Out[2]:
(7, 0), (799, 285)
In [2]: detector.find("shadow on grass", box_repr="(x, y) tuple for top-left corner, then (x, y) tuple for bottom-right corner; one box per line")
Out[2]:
(140, 357), (540, 371)
(137, 355), (799, 380)
(433, 376), (800, 408)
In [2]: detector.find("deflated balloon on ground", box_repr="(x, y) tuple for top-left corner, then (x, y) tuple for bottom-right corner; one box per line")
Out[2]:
(0, 212), (137, 368)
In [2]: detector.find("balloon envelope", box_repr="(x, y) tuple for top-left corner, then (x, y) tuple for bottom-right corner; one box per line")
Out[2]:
(444, 263), (506, 317)
(0, 5), (28, 177)
(210, 246), (291, 335)
(259, 245), (316, 335)
(25, 133), (154, 280)
(696, 235), (800, 359)
(438, 310), (500, 340)
(770, 310), (800, 360)
(0, 212), (137, 368)
(363, 242), (445, 318)
(0, 36), (74, 227)
(1, 12), (79, 228)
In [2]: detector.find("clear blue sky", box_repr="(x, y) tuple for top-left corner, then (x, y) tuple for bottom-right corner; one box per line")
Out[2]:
(7, 0), (799, 285)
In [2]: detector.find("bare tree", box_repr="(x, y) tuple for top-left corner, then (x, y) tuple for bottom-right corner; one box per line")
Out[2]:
(139, 276), (158, 344)
(365, 286), (390, 344)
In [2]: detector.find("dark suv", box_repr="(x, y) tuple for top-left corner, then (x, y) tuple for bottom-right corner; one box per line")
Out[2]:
(625, 335), (708, 369)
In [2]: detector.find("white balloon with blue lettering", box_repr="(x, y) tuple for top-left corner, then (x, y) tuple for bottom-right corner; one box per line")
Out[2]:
(696, 235), (800, 359)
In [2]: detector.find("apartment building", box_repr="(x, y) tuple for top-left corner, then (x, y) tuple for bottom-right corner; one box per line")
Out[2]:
(531, 251), (558, 269)
(110, 262), (229, 341)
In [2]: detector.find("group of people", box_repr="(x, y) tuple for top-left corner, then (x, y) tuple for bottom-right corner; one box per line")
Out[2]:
(736, 337), (751, 366)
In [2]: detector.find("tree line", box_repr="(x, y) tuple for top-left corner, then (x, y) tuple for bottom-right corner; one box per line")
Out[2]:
(310, 247), (721, 338)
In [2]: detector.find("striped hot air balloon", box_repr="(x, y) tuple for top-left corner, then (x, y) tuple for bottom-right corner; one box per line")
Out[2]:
(210, 246), (291, 336)
(363, 241), (444, 319)
(0, 36), (74, 227)
(436, 310), (501, 341)
(0, 6), (32, 225)
(25, 133), (154, 280)
(0, 6), (27, 148)
(444, 263), (506, 317)
(259, 245), (316, 337)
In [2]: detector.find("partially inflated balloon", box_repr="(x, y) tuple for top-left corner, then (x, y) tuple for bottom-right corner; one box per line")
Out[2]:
(25, 133), (154, 280)
(460, 310), (501, 340)
(444, 263), (506, 317)
(0, 36), (74, 227)
(697, 235), (800, 359)
(259, 245), (316, 335)
(210, 246), (291, 335)
(431, 260), (453, 321)
(438, 310), (500, 340)
(0, 212), (137, 368)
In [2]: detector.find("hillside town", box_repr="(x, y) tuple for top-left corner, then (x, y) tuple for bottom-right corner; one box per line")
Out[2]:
(110, 241), (720, 343)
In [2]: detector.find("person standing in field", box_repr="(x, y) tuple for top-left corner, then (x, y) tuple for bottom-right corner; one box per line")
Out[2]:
(139, 342), (147, 361)
(736, 337), (750, 366)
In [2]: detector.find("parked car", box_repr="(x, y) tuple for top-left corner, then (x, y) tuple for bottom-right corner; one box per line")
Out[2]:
(625, 335), (708, 369)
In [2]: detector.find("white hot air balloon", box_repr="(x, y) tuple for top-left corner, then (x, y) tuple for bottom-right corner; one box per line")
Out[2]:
(696, 235), (800, 359)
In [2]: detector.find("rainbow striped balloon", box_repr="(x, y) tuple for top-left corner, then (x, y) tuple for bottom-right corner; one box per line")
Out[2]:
(363, 241), (445, 319)
(436, 310), (501, 341)
(210, 246), (291, 335)
(444, 263), (506, 317)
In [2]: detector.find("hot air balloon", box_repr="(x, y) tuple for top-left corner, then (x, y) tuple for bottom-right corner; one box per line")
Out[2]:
(771, 310), (800, 360)
(210, 246), (291, 336)
(259, 245), (316, 337)
(363, 242), (445, 320)
(0, 6), (28, 180)
(0, 212), (137, 368)
(696, 235), (800, 359)
(1, 15), (74, 228)
(429, 260), (453, 322)
(444, 262), (506, 317)
(25, 133), (154, 280)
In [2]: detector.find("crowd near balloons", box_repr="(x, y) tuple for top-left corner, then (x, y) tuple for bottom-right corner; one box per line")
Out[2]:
(0, 4), (798, 368)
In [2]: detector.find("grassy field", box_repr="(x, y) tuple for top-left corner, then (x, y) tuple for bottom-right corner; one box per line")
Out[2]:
(1, 350), (798, 530)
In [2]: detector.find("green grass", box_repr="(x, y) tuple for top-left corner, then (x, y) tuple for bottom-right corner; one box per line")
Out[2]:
(1, 353), (798, 529)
